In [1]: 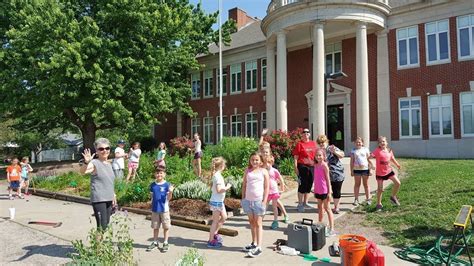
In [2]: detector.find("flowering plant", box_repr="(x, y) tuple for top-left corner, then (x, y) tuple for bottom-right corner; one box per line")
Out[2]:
(170, 135), (194, 157)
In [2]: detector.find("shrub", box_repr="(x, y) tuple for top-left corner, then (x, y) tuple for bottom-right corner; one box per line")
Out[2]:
(173, 180), (211, 201)
(116, 179), (151, 206)
(263, 128), (304, 160)
(278, 157), (297, 178)
(170, 135), (194, 157)
(176, 248), (204, 266)
(137, 136), (157, 153)
(224, 172), (243, 199)
(206, 137), (258, 168)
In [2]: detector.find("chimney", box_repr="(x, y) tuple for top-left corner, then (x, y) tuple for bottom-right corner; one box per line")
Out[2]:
(228, 7), (257, 31)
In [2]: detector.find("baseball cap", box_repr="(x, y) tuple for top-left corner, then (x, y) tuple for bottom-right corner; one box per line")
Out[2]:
(117, 139), (126, 144)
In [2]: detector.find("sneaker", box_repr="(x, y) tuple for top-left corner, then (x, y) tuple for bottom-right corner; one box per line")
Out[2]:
(146, 241), (158, 252)
(214, 234), (223, 244)
(366, 199), (372, 206)
(325, 229), (337, 237)
(376, 204), (383, 212)
(9, 195), (14, 200)
(297, 203), (305, 213)
(162, 243), (169, 252)
(332, 208), (340, 214)
(283, 215), (290, 224)
(271, 220), (279, 230)
(352, 199), (359, 206)
(207, 239), (222, 248)
(243, 243), (256, 252)
(304, 203), (313, 209)
(390, 196), (400, 206)
(247, 247), (262, 257)
(19, 194), (24, 199)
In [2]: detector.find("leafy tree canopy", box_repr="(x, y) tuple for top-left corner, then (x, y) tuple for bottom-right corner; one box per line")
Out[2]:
(0, 0), (235, 148)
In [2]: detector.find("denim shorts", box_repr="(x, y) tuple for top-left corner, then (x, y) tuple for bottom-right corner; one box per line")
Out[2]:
(209, 201), (226, 212)
(241, 199), (266, 216)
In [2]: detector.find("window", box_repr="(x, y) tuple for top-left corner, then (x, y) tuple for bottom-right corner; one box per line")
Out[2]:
(245, 60), (257, 92)
(203, 117), (213, 144)
(399, 97), (421, 138)
(261, 58), (267, 89)
(325, 43), (342, 74)
(246, 113), (258, 138)
(230, 64), (242, 94)
(191, 73), (200, 99)
(429, 94), (452, 137)
(457, 14), (474, 60)
(216, 116), (228, 142)
(204, 70), (213, 98)
(461, 92), (474, 136)
(261, 112), (267, 130)
(425, 20), (450, 64)
(397, 26), (419, 68)
(191, 118), (200, 136)
(216, 68), (227, 95)
(230, 114), (242, 136)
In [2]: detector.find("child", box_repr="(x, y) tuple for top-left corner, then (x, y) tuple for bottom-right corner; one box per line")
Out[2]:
(192, 133), (202, 178)
(371, 136), (401, 212)
(258, 128), (272, 157)
(350, 137), (374, 206)
(155, 142), (167, 168)
(313, 149), (336, 237)
(126, 142), (141, 182)
(207, 157), (232, 248)
(112, 140), (127, 180)
(146, 166), (174, 252)
(241, 152), (270, 258)
(20, 157), (34, 195)
(264, 155), (289, 229)
(7, 158), (23, 199)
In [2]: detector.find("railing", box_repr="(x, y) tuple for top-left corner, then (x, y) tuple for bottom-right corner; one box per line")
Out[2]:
(267, 0), (390, 14)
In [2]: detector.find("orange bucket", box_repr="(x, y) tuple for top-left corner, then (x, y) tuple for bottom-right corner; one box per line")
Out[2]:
(339, 234), (367, 266)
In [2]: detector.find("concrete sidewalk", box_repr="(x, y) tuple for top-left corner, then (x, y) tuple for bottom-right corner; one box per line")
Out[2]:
(0, 158), (414, 265)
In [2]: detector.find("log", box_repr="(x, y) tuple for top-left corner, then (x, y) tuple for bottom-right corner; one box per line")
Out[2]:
(145, 216), (238, 237)
(121, 207), (209, 225)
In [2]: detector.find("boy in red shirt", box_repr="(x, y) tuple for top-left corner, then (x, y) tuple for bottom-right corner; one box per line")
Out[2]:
(7, 158), (23, 199)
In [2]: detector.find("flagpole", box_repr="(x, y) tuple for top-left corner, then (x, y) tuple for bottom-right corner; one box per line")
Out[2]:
(218, 0), (223, 142)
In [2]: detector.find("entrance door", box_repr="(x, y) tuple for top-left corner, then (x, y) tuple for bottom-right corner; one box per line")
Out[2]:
(327, 105), (344, 150)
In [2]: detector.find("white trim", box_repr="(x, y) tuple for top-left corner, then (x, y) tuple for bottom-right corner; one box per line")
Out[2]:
(230, 64), (242, 95)
(261, 58), (267, 90)
(203, 116), (213, 144)
(191, 118), (200, 136)
(325, 42), (342, 74)
(245, 60), (258, 93)
(230, 114), (242, 137)
(216, 67), (228, 97)
(457, 14), (474, 61)
(245, 112), (258, 138)
(428, 93), (454, 138)
(398, 97), (422, 139)
(216, 116), (228, 142)
(460, 91), (474, 137)
(396, 25), (420, 69)
(425, 19), (451, 66)
(203, 69), (214, 99)
(261, 112), (267, 130)
(191, 73), (201, 100)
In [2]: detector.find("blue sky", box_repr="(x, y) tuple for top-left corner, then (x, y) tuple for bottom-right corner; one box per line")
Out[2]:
(189, 0), (269, 21)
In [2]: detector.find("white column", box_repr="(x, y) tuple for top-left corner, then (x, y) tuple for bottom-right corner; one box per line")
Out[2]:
(312, 22), (325, 136)
(356, 22), (370, 146)
(266, 39), (276, 130)
(376, 30), (391, 141)
(176, 111), (182, 137)
(276, 31), (287, 131)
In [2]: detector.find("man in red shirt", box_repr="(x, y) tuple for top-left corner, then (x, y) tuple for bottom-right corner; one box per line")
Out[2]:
(293, 128), (318, 212)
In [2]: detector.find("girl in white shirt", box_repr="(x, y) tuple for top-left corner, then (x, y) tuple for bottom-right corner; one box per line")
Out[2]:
(126, 142), (142, 182)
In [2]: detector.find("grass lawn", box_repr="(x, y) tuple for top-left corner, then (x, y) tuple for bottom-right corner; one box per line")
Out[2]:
(363, 158), (474, 248)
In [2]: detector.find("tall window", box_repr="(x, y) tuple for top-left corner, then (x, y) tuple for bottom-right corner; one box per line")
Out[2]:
(429, 94), (452, 137)
(231, 64), (242, 94)
(246, 113), (258, 138)
(204, 70), (213, 98)
(231, 114), (242, 136)
(203, 117), (213, 144)
(325, 43), (342, 74)
(399, 97), (421, 138)
(457, 14), (474, 60)
(216, 68), (227, 95)
(216, 116), (228, 141)
(397, 26), (419, 68)
(261, 58), (267, 89)
(426, 20), (450, 64)
(191, 73), (200, 99)
(191, 118), (200, 136)
(261, 112), (267, 130)
(245, 60), (257, 92)
(461, 92), (474, 136)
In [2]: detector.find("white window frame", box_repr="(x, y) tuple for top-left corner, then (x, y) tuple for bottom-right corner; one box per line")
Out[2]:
(261, 112), (267, 130)
(215, 116), (228, 142)
(398, 97), (422, 139)
(261, 58), (267, 90)
(396, 26), (420, 69)
(191, 118), (200, 136)
(203, 70), (213, 98)
(457, 14), (474, 61)
(428, 94), (453, 138)
(191, 73), (200, 100)
(325, 43), (342, 74)
(460, 92), (474, 137)
(230, 64), (242, 94)
(216, 68), (227, 96)
(203, 117), (213, 144)
(245, 112), (258, 138)
(425, 19), (451, 65)
(230, 114), (242, 137)
(245, 60), (257, 92)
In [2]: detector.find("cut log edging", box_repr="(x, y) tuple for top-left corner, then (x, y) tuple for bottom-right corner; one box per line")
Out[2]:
(145, 215), (238, 237)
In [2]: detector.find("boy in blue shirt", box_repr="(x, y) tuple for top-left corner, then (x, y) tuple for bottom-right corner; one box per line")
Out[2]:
(146, 166), (174, 252)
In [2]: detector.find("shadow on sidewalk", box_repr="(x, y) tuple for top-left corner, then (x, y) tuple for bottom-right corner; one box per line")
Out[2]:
(169, 236), (244, 253)
(13, 244), (74, 262)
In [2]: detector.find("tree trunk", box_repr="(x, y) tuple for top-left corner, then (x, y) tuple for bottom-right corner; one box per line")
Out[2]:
(81, 123), (97, 149)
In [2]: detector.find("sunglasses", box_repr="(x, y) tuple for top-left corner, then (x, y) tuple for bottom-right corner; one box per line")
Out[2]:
(97, 147), (111, 151)
(303, 131), (310, 134)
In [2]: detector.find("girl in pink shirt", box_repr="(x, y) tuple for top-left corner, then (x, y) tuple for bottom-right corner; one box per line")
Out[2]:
(371, 136), (401, 212)
(263, 155), (289, 230)
(313, 149), (335, 237)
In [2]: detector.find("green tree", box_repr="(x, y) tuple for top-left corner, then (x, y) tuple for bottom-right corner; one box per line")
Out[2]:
(1, 1), (235, 148)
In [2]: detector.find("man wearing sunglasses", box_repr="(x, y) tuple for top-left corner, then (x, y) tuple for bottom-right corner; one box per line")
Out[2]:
(293, 128), (318, 212)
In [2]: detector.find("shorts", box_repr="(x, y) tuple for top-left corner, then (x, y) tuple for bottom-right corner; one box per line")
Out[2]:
(21, 176), (29, 181)
(353, 169), (370, 176)
(241, 199), (266, 216)
(9, 180), (20, 189)
(267, 193), (280, 201)
(128, 161), (139, 171)
(297, 164), (314, 194)
(314, 193), (328, 200)
(151, 211), (171, 229)
(376, 171), (395, 181)
(155, 160), (166, 167)
(331, 181), (344, 199)
(209, 201), (226, 212)
(194, 151), (203, 159)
